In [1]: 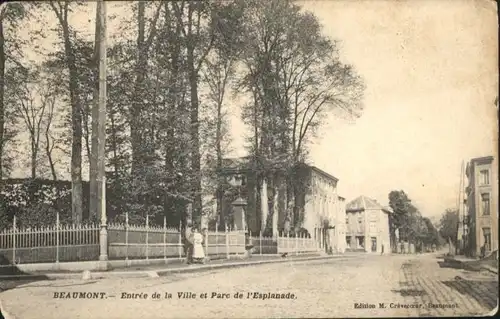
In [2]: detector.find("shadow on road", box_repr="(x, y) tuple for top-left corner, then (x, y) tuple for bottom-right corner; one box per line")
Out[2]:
(437, 260), (463, 270)
(442, 277), (498, 311)
(0, 253), (50, 293)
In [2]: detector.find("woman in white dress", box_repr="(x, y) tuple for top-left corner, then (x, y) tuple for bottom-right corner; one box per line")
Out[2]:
(191, 227), (206, 263)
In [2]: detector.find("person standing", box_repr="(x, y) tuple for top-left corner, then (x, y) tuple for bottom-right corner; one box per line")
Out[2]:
(192, 227), (206, 263)
(184, 223), (194, 264)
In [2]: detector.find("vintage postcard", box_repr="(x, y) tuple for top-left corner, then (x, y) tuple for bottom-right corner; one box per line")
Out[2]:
(0, 0), (498, 318)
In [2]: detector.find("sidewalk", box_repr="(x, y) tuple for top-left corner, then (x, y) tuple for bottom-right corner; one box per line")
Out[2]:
(444, 254), (498, 275)
(0, 252), (353, 281)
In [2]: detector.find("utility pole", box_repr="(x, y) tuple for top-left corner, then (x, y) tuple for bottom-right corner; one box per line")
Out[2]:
(97, 0), (108, 265)
(90, 0), (102, 221)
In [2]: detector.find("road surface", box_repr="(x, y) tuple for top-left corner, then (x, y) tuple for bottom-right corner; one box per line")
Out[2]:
(1, 253), (497, 318)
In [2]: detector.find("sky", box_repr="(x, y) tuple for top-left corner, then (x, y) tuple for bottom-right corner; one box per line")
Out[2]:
(228, 0), (499, 218)
(7, 0), (499, 220)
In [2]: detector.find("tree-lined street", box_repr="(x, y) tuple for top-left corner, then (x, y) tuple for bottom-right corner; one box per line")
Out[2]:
(1, 253), (497, 318)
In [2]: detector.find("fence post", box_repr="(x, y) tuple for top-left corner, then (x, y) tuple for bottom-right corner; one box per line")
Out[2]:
(215, 222), (219, 256)
(302, 233), (305, 252)
(145, 215), (149, 261)
(286, 231), (289, 253)
(12, 215), (16, 265)
(125, 212), (129, 262)
(225, 223), (229, 260)
(295, 232), (298, 256)
(178, 220), (182, 259)
(205, 229), (208, 258)
(259, 231), (262, 255)
(56, 212), (60, 264)
(163, 216), (167, 263)
(319, 227), (323, 251)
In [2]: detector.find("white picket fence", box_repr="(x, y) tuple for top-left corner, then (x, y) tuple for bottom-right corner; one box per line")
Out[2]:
(0, 213), (246, 265)
(1, 211), (326, 265)
(0, 215), (100, 264)
(250, 230), (321, 255)
(107, 215), (246, 261)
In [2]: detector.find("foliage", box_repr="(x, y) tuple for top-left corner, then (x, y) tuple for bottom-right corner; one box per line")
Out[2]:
(388, 190), (440, 249)
(1, 1), (365, 230)
(438, 208), (459, 246)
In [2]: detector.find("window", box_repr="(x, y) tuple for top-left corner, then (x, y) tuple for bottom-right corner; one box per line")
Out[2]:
(483, 228), (492, 252)
(480, 170), (490, 185)
(481, 193), (490, 215)
(346, 218), (349, 224)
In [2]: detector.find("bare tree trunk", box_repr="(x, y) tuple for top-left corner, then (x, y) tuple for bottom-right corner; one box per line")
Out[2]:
(45, 131), (57, 181)
(30, 137), (36, 179)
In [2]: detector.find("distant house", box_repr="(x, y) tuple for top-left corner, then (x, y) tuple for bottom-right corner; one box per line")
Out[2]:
(465, 156), (498, 257)
(345, 195), (391, 254)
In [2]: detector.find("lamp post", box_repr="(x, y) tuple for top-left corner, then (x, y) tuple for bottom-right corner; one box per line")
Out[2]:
(97, 0), (108, 268)
(228, 175), (247, 231)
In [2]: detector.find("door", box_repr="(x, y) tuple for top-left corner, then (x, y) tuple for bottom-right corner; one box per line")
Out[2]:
(371, 237), (377, 252)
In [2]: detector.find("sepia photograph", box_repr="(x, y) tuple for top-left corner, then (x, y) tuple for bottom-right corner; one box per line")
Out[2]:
(0, 0), (498, 318)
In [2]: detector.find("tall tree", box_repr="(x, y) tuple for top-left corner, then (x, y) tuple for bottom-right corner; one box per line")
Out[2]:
(201, 0), (244, 224)
(238, 0), (364, 232)
(9, 66), (51, 179)
(49, 1), (84, 223)
(388, 190), (412, 246)
(173, 1), (217, 219)
(0, 3), (30, 182)
(130, 1), (161, 177)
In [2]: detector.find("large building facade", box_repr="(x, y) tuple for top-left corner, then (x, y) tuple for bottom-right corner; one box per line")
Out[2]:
(300, 166), (347, 253)
(217, 158), (346, 250)
(345, 196), (391, 254)
(465, 156), (498, 257)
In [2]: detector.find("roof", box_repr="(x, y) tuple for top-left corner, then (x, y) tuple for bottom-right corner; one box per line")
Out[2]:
(470, 156), (494, 165)
(310, 166), (339, 182)
(346, 195), (392, 213)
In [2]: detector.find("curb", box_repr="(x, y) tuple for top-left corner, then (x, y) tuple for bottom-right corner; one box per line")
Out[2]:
(0, 255), (343, 281)
(155, 255), (344, 276)
(444, 257), (499, 275)
(480, 266), (498, 275)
